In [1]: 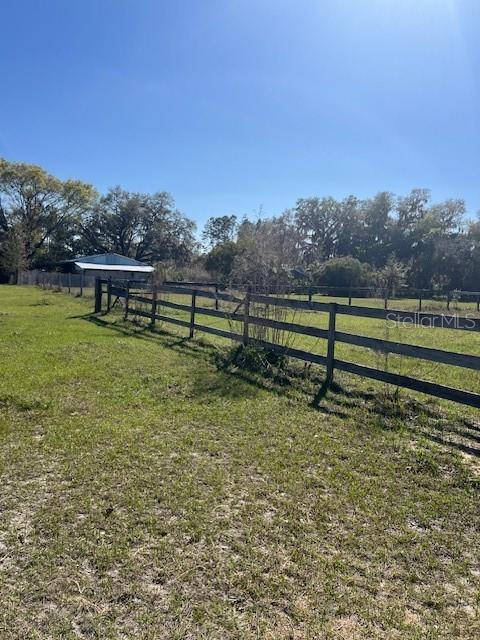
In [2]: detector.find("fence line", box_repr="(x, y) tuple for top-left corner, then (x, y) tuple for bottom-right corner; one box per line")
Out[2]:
(164, 280), (480, 311)
(129, 284), (480, 332)
(95, 278), (480, 409)
(16, 270), (480, 312)
(18, 269), (95, 296)
(18, 270), (152, 297)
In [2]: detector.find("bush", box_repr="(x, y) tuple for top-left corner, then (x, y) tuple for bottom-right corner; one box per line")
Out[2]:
(217, 344), (287, 374)
(311, 256), (377, 294)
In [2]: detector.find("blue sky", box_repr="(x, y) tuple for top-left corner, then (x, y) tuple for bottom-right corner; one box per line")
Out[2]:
(1, 0), (479, 227)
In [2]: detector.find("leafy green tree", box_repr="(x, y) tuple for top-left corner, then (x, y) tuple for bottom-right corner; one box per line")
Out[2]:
(294, 197), (342, 264)
(0, 158), (95, 271)
(205, 241), (238, 282)
(400, 198), (466, 289)
(202, 215), (238, 249)
(357, 192), (394, 267)
(0, 226), (27, 281)
(81, 187), (196, 264)
(396, 188), (431, 231)
(334, 196), (363, 259)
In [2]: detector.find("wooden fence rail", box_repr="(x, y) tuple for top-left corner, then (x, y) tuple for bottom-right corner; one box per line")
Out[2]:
(94, 278), (480, 409)
(162, 280), (480, 311)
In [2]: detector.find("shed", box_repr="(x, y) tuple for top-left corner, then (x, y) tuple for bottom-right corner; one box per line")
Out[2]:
(62, 253), (155, 281)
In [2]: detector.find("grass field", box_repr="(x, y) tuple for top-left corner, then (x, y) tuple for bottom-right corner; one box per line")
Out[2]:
(0, 285), (479, 639)
(305, 293), (480, 314)
(124, 287), (480, 411)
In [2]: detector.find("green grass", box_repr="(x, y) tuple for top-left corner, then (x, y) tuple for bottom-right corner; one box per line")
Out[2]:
(305, 293), (480, 314)
(0, 285), (479, 639)
(125, 288), (480, 411)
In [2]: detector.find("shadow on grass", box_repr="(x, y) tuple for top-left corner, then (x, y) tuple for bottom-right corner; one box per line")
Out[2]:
(83, 313), (480, 460)
(84, 314), (353, 415)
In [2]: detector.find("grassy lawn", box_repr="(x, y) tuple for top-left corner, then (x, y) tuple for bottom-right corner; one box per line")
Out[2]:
(0, 285), (479, 639)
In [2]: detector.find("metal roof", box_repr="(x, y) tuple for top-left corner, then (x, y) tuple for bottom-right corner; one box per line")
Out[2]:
(74, 262), (154, 273)
(67, 253), (150, 267)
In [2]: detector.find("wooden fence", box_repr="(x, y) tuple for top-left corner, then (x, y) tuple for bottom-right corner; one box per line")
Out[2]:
(94, 278), (480, 409)
(164, 280), (480, 312)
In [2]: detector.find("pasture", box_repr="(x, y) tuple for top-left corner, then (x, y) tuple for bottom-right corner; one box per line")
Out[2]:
(123, 285), (480, 412)
(0, 285), (479, 639)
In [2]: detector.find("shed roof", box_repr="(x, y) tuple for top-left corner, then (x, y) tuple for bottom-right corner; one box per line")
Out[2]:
(72, 253), (149, 267)
(74, 262), (154, 273)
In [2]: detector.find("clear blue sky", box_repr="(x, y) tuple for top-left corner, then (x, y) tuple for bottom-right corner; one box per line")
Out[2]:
(1, 0), (479, 227)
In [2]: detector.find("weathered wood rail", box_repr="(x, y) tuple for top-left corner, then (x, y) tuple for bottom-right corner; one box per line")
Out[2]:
(95, 279), (480, 409)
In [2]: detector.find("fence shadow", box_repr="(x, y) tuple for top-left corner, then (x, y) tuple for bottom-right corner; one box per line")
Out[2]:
(84, 315), (353, 416)
(83, 313), (480, 461)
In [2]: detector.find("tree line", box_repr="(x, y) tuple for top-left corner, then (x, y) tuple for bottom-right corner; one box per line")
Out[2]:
(1, 158), (479, 292)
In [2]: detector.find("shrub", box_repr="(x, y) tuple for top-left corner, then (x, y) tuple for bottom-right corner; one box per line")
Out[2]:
(217, 344), (287, 374)
(311, 256), (377, 294)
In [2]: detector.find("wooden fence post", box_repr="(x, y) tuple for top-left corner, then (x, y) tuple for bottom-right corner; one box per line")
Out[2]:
(326, 303), (337, 386)
(151, 284), (157, 327)
(68, 272), (71, 294)
(308, 288), (313, 304)
(447, 291), (451, 311)
(477, 294), (479, 313)
(243, 288), (251, 346)
(418, 294), (422, 311)
(80, 271), (84, 297)
(124, 281), (130, 320)
(215, 284), (219, 311)
(384, 288), (389, 310)
(94, 278), (102, 313)
(348, 288), (352, 306)
(107, 276), (112, 312)
(189, 290), (197, 338)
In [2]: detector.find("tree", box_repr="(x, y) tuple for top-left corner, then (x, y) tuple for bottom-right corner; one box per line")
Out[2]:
(380, 256), (407, 297)
(294, 197), (342, 264)
(0, 158), (95, 272)
(356, 192), (394, 266)
(396, 188), (431, 231)
(231, 214), (301, 288)
(334, 195), (363, 259)
(398, 197), (466, 289)
(205, 241), (238, 282)
(202, 215), (238, 249)
(0, 226), (27, 280)
(465, 219), (480, 290)
(2, 155), (477, 293)
(81, 187), (196, 264)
